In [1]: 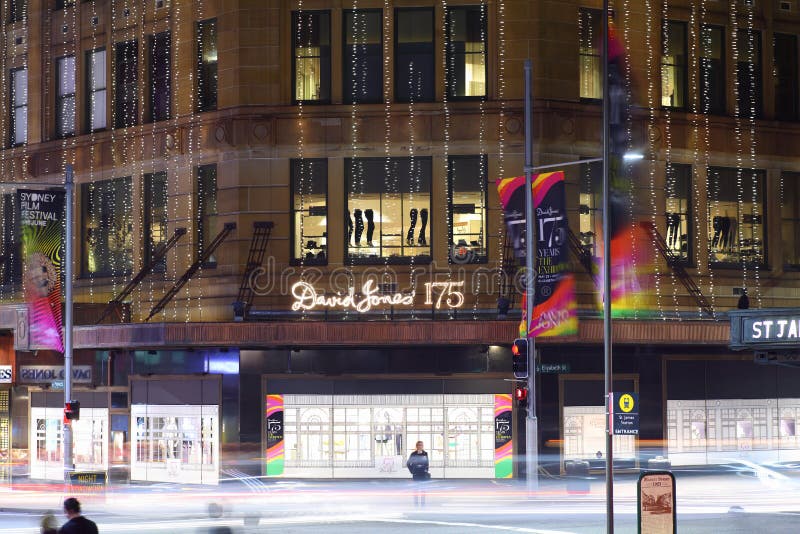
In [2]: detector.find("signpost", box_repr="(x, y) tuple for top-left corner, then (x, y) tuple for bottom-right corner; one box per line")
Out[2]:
(612, 392), (640, 436)
(637, 471), (676, 534)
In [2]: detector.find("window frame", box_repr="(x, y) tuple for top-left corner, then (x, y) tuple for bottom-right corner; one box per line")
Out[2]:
(342, 9), (383, 105)
(448, 155), (488, 264)
(445, 5), (488, 101)
(9, 0), (26, 23)
(290, 158), (329, 266)
(578, 8), (602, 101)
(144, 171), (168, 274)
(85, 47), (107, 132)
(113, 39), (139, 129)
(292, 10), (331, 105)
(81, 176), (134, 278)
(394, 7), (435, 104)
(149, 31), (171, 123)
(661, 20), (687, 111)
(196, 164), (218, 268)
(56, 54), (76, 138)
(736, 28), (762, 120)
(196, 18), (218, 112)
(10, 66), (27, 147)
(774, 33), (799, 122)
(664, 162), (693, 266)
(780, 172), (800, 270)
(699, 25), (726, 115)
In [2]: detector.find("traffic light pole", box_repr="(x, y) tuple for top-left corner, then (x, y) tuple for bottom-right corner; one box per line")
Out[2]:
(64, 164), (74, 477)
(523, 59), (538, 492)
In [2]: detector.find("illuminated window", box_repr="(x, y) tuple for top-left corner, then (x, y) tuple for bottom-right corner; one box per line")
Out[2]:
(449, 155), (487, 263)
(293, 11), (330, 103)
(114, 40), (138, 129)
(82, 177), (134, 276)
(736, 29), (761, 119)
(10, 67), (27, 146)
(665, 163), (692, 264)
(343, 10), (382, 104)
(56, 55), (76, 137)
(700, 25), (725, 115)
(780, 172), (800, 268)
(196, 164), (217, 267)
(578, 8), (601, 100)
(707, 167), (764, 265)
(578, 159), (602, 257)
(149, 32), (171, 122)
(196, 19), (217, 112)
(144, 172), (168, 273)
(291, 159), (328, 264)
(395, 8), (434, 103)
(446, 6), (487, 99)
(346, 157), (432, 263)
(661, 21), (686, 109)
(85, 48), (106, 131)
(774, 34), (798, 121)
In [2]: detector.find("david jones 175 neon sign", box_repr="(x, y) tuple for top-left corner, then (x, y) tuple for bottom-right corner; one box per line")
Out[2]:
(291, 279), (465, 313)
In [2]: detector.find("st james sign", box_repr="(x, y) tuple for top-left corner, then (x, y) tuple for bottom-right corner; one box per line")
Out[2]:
(730, 309), (800, 350)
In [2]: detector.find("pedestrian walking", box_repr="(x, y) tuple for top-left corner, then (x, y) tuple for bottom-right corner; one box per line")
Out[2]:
(40, 511), (58, 534)
(406, 440), (430, 507)
(58, 497), (98, 534)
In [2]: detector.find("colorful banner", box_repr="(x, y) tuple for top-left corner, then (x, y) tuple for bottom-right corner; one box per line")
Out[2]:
(17, 190), (64, 352)
(496, 172), (577, 337)
(494, 394), (513, 478)
(265, 394), (284, 476)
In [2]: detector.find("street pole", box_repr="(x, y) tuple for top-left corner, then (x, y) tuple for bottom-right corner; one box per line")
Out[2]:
(601, 1), (615, 532)
(523, 59), (538, 492)
(63, 164), (74, 477)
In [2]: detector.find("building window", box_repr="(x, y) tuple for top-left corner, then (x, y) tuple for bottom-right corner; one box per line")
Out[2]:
(9, 0), (25, 23)
(578, 159), (602, 257)
(54, 0), (75, 9)
(665, 163), (692, 264)
(291, 159), (327, 264)
(343, 9), (382, 104)
(707, 167), (764, 265)
(56, 55), (76, 138)
(114, 40), (138, 129)
(579, 8), (601, 100)
(293, 11), (330, 104)
(346, 157), (432, 262)
(781, 172), (800, 269)
(736, 29), (761, 119)
(10, 67), (27, 146)
(395, 8), (434, 103)
(144, 172), (168, 273)
(196, 164), (217, 267)
(86, 48), (107, 131)
(774, 34), (798, 121)
(149, 32), (171, 122)
(196, 19), (217, 112)
(82, 177), (133, 277)
(449, 155), (487, 262)
(0, 194), (20, 286)
(662, 21), (687, 109)
(700, 25), (725, 115)
(446, 5), (487, 99)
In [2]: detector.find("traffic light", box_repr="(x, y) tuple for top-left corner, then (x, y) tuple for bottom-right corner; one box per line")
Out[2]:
(512, 338), (528, 379)
(514, 386), (528, 406)
(64, 401), (80, 422)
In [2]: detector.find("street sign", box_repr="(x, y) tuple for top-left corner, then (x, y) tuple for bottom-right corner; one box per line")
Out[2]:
(612, 392), (640, 435)
(638, 471), (676, 533)
(50, 380), (64, 390)
(536, 362), (570, 374)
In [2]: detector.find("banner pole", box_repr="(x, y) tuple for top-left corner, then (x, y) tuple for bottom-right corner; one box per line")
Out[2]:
(64, 164), (74, 478)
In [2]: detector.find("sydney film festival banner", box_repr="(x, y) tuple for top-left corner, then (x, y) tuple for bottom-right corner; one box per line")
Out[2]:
(265, 394), (285, 476)
(496, 172), (577, 337)
(17, 190), (64, 352)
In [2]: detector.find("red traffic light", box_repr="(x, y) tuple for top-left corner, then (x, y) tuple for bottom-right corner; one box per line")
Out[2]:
(64, 400), (81, 422)
(515, 386), (528, 402)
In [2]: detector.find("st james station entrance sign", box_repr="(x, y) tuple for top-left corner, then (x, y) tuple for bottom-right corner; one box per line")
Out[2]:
(730, 309), (800, 364)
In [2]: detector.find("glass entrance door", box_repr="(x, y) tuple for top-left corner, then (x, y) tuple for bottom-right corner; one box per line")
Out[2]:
(29, 407), (108, 481)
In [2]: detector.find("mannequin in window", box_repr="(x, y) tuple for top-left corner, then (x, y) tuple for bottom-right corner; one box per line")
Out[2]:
(406, 208), (418, 245)
(365, 209), (375, 246)
(418, 208), (428, 246)
(347, 210), (354, 246)
(354, 209), (364, 246)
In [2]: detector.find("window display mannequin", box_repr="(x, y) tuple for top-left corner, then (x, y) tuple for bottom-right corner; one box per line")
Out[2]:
(354, 209), (364, 246)
(418, 208), (428, 246)
(347, 210), (354, 246)
(365, 209), (375, 246)
(406, 208), (418, 245)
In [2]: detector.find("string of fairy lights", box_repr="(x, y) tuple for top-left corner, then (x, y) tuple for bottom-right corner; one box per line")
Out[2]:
(169, 0), (183, 322)
(743, 5), (761, 308)
(495, 0), (507, 303)
(191, 0), (205, 321)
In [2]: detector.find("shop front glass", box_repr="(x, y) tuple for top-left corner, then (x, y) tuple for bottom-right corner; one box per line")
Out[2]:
(276, 394), (496, 478)
(130, 404), (218, 485)
(29, 407), (108, 481)
(563, 405), (636, 465)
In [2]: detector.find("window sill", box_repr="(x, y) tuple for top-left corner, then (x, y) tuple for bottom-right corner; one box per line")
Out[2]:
(347, 255), (432, 266)
(290, 258), (328, 267)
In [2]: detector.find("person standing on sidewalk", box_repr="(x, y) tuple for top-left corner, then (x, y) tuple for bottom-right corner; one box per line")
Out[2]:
(406, 440), (430, 507)
(59, 498), (98, 534)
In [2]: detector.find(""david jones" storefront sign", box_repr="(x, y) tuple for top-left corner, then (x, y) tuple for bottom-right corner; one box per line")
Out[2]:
(19, 365), (93, 384)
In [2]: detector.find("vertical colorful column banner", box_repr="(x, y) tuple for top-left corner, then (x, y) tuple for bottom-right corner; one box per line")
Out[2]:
(496, 172), (577, 337)
(494, 393), (513, 478)
(17, 190), (65, 352)
(265, 394), (284, 476)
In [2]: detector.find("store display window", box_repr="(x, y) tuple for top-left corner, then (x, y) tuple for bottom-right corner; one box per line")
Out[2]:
(665, 163), (691, 264)
(346, 157), (431, 263)
(579, 159), (602, 258)
(292, 159), (328, 264)
(707, 167), (764, 265)
(780, 172), (800, 269)
(449, 155), (487, 262)
(29, 407), (108, 481)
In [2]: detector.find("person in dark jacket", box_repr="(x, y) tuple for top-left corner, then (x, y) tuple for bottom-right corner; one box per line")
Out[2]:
(406, 440), (430, 507)
(59, 498), (98, 534)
